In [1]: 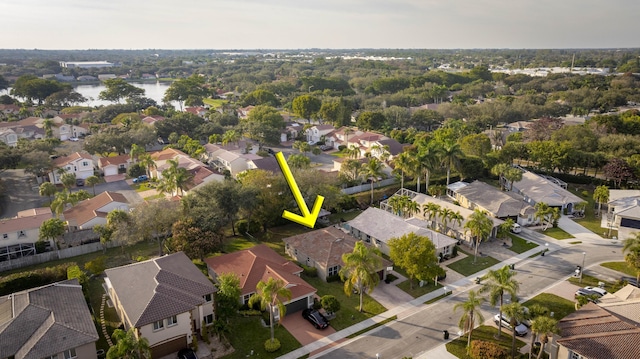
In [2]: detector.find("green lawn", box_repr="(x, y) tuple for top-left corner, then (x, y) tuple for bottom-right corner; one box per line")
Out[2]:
(202, 98), (229, 108)
(508, 234), (539, 254)
(568, 274), (618, 293)
(250, 224), (313, 256)
(567, 186), (617, 239)
(134, 182), (154, 192)
(326, 210), (362, 224)
(221, 316), (301, 359)
(87, 277), (121, 351)
(447, 248), (500, 277)
(536, 227), (574, 240)
(330, 150), (349, 158)
(601, 261), (637, 277)
(522, 293), (575, 320)
(301, 274), (387, 331)
(397, 278), (443, 298)
(446, 325), (527, 359)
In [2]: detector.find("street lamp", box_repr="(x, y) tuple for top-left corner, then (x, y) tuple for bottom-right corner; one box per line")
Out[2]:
(580, 252), (586, 283)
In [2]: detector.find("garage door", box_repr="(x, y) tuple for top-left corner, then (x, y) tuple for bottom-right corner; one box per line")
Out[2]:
(621, 218), (640, 230)
(151, 335), (187, 358)
(285, 297), (309, 315)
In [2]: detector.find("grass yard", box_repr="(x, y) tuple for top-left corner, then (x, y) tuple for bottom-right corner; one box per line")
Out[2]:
(537, 227), (574, 240)
(248, 223), (313, 256)
(508, 234), (539, 254)
(221, 315), (301, 359)
(133, 182), (154, 192)
(301, 274), (386, 331)
(397, 278), (443, 298)
(601, 262), (637, 277)
(522, 293), (576, 320)
(446, 325), (526, 359)
(87, 277), (121, 351)
(567, 186), (618, 239)
(568, 274), (618, 293)
(447, 248), (500, 277)
(202, 98), (229, 108)
(326, 210), (362, 224)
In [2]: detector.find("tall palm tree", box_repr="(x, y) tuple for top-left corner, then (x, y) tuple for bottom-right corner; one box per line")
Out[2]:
(440, 140), (463, 186)
(248, 277), (292, 343)
(453, 289), (485, 350)
(39, 182), (57, 203)
(439, 207), (456, 234)
(593, 185), (609, 218)
(530, 316), (559, 359)
(343, 127), (354, 147)
(129, 143), (145, 164)
(504, 167), (523, 191)
(388, 195), (405, 216)
(502, 302), (528, 359)
(418, 144), (441, 193)
(498, 218), (516, 239)
(364, 158), (385, 205)
(480, 265), (520, 339)
(42, 118), (53, 138)
(393, 151), (414, 189)
(222, 130), (241, 146)
(449, 211), (464, 236)
(534, 202), (552, 230)
(85, 175), (100, 196)
(623, 233), (640, 284)
(405, 200), (420, 218)
(138, 153), (156, 178)
(464, 209), (494, 263)
(422, 202), (442, 230)
(339, 241), (382, 312)
(491, 163), (510, 191)
(106, 328), (152, 359)
(158, 158), (193, 196)
(60, 172), (76, 189)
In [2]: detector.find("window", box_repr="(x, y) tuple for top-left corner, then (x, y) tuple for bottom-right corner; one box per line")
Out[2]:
(167, 315), (178, 327)
(82, 161), (89, 167)
(204, 314), (214, 325)
(570, 352), (585, 359)
(243, 294), (251, 304)
(64, 348), (77, 359)
(203, 293), (212, 302)
(2, 234), (7, 240)
(18, 230), (26, 237)
(365, 235), (371, 243)
(375, 239), (381, 245)
(44, 356), (56, 359)
(153, 320), (164, 331)
(328, 266), (339, 277)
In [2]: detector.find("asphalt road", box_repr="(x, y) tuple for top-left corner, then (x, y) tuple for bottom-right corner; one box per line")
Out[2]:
(0, 169), (45, 218)
(316, 242), (622, 359)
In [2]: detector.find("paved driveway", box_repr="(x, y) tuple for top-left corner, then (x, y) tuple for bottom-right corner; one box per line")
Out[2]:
(0, 169), (45, 218)
(281, 310), (337, 347)
(72, 179), (143, 205)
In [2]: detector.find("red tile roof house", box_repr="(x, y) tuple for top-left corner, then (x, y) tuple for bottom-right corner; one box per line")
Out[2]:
(48, 152), (95, 185)
(98, 154), (132, 177)
(150, 148), (224, 195)
(205, 244), (317, 318)
(0, 208), (53, 263)
(63, 191), (129, 231)
(105, 252), (217, 358)
(282, 227), (392, 282)
(0, 279), (100, 359)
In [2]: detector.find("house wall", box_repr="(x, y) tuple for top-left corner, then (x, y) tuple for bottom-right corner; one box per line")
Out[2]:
(0, 224), (40, 247)
(228, 159), (248, 176)
(49, 159), (94, 184)
(284, 245), (329, 281)
(77, 217), (108, 230)
(102, 165), (119, 177)
(139, 311), (193, 347)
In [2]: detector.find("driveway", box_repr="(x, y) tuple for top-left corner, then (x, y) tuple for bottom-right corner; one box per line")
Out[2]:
(280, 310), (337, 347)
(0, 169), (46, 218)
(71, 179), (144, 205)
(370, 271), (414, 310)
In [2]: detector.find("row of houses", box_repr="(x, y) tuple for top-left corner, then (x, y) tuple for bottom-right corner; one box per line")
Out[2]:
(0, 115), (90, 146)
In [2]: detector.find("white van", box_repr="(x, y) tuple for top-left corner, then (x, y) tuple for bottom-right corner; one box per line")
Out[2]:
(511, 223), (522, 234)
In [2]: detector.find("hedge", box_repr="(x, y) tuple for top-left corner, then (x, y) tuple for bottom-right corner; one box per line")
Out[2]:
(0, 263), (72, 296)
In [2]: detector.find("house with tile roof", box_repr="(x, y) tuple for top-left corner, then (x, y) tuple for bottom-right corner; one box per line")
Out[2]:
(306, 124), (335, 144)
(246, 156), (280, 174)
(346, 207), (458, 257)
(282, 227), (391, 282)
(142, 115), (165, 126)
(184, 106), (207, 117)
(0, 279), (99, 359)
(448, 181), (536, 225)
(48, 152), (95, 184)
(105, 252), (217, 358)
(49, 116), (89, 141)
(372, 138), (405, 161)
(606, 190), (640, 241)
(98, 154), (132, 177)
(0, 208), (53, 261)
(205, 244), (316, 318)
(63, 191), (129, 230)
(150, 148), (223, 194)
(510, 171), (583, 214)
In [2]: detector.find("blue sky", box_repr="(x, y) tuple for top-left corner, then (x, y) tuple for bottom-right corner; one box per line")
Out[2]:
(2, 0), (639, 49)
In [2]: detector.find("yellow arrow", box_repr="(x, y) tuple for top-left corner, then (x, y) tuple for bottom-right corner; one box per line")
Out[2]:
(275, 152), (325, 228)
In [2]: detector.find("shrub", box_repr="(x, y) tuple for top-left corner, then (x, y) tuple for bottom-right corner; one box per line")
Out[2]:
(452, 246), (458, 257)
(264, 338), (281, 353)
(0, 264), (71, 296)
(326, 274), (341, 283)
(470, 340), (508, 359)
(338, 145), (347, 151)
(336, 195), (358, 211)
(67, 265), (88, 285)
(321, 295), (341, 313)
(238, 309), (262, 316)
(35, 240), (48, 253)
(201, 320), (210, 344)
(312, 297), (322, 310)
(302, 264), (317, 277)
(84, 256), (107, 276)
(192, 335), (198, 351)
(236, 219), (261, 235)
(127, 163), (146, 178)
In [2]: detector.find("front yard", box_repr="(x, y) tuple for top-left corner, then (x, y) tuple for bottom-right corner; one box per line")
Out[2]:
(522, 293), (575, 320)
(446, 325), (527, 359)
(507, 234), (539, 254)
(446, 248), (500, 277)
(601, 261), (637, 277)
(222, 316), (301, 359)
(536, 227), (574, 240)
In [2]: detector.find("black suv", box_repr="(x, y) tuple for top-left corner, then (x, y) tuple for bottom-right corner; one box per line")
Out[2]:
(302, 308), (329, 329)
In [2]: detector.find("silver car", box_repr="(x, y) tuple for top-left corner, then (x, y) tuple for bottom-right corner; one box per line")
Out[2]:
(494, 314), (528, 336)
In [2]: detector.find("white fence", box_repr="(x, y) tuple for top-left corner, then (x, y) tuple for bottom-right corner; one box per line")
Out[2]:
(341, 178), (397, 195)
(0, 242), (106, 272)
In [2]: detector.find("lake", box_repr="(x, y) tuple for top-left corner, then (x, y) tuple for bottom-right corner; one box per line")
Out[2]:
(74, 81), (172, 107)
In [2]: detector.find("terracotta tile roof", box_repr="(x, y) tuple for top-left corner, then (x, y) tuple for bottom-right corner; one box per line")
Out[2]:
(0, 212), (53, 233)
(0, 279), (99, 358)
(105, 252), (216, 327)
(16, 207), (52, 218)
(314, 124), (335, 131)
(557, 302), (640, 359)
(63, 191), (129, 226)
(98, 154), (131, 168)
(52, 152), (93, 167)
(189, 166), (214, 187)
(205, 244), (315, 300)
(376, 138), (405, 155)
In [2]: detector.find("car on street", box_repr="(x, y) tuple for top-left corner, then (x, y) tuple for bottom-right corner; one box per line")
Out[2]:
(69, 137), (79, 142)
(319, 145), (332, 151)
(76, 178), (84, 186)
(177, 348), (198, 359)
(302, 308), (329, 329)
(132, 175), (149, 183)
(574, 288), (605, 300)
(621, 276), (639, 287)
(494, 314), (528, 336)
(583, 286), (607, 296)
(511, 223), (522, 233)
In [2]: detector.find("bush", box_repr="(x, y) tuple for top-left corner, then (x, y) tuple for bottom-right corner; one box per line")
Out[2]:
(302, 264), (317, 277)
(452, 246), (458, 258)
(264, 338), (281, 353)
(336, 195), (359, 211)
(67, 265), (88, 285)
(236, 219), (261, 235)
(0, 264), (71, 296)
(338, 145), (347, 151)
(238, 309), (262, 317)
(35, 240), (48, 253)
(127, 163), (146, 178)
(312, 297), (322, 310)
(84, 256), (107, 276)
(321, 295), (341, 313)
(470, 340), (509, 359)
(326, 274), (341, 283)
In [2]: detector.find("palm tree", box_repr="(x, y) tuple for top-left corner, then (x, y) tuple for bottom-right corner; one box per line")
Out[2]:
(439, 207), (456, 234)
(491, 163), (510, 191)
(42, 118), (53, 138)
(502, 302), (528, 359)
(534, 202), (552, 230)
(422, 202), (442, 230)
(593, 185), (609, 217)
(453, 289), (485, 350)
(248, 277), (292, 343)
(85, 175), (100, 196)
(504, 167), (523, 191)
(222, 130), (241, 146)
(388, 195), (405, 216)
(343, 127), (354, 147)
(393, 151), (414, 189)
(129, 143), (145, 163)
(464, 209), (494, 263)
(158, 159), (193, 196)
(138, 153), (156, 177)
(60, 172), (76, 189)
(440, 140), (463, 186)
(530, 316), (559, 359)
(418, 144), (441, 193)
(449, 211), (464, 236)
(405, 200), (420, 218)
(480, 265), (520, 339)
(209, 133), (222, 144)
(623, 233), (640, 284)
(364, 158), (385, 205)
(39, 182), (57, 203)
(498, 218), (516, 239)
(106, 328), (151, 359)
(339, 241), (382, 312)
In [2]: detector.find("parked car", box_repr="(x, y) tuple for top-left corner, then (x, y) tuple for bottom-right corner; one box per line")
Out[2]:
(511, 223), (522, 233)
(302, 308), (329, 329)
(494, 314), (528, 336)
(319, 145), (332, 151)
(575, 288), (604, 299)
(69, 137), (79, 142)
(132, 175), (149, 183)
(76, 178), (85, 187)
(177, 348), (198, 359)
(621, 276), (639, 287)
(583, 286), (607, 296)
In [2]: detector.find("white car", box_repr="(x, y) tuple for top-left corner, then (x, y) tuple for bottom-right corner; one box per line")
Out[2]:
(69, 137), (79, 142)
(494, 314), (528, 336)
(511, 223), (522, 233)
(583, 286), (607, 296)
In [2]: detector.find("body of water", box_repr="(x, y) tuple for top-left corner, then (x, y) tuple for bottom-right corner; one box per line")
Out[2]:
(74, 81), (172, 107)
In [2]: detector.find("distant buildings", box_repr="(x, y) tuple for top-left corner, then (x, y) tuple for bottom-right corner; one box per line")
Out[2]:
(59, 61), (114, 69)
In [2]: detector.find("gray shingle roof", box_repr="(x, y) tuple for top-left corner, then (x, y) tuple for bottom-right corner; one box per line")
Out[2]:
(0, 279), (99, 359)
(105, 252), (216, 327)
(512, 171), (582, 206)
(453, 180), (528, 218)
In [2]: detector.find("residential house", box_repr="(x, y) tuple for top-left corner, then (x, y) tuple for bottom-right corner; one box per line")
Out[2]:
(283, 226), (391, 282)
(346, 207), (458, 257)
(306, 124), (335, 144)
(331, 156), (369, 173)
(142, 115), (165, 126)
(605, 190), (640, 240)
(506, 121), (534, 132)
(237, 106), (255, 119)
(77, 75), (98, 81)
(0, 208), (53, 261)
(0, 279), (99, 359)
(371, 138), (404, 161)
(246, 156), (280, 174)
(150, 148), (223, 194)
(0, 104), (21, 118)
(0, 128), (18, 147)
(63, 191), (129, 230)
(284, 122), (303, 142)
(98, 154), (132, 177)
(510, 171), (583, 214)
(49, 152), (95, 184)
(448, 181), (536, 225)
(105, 252), (217, 358)
(49, 116), (89, 140)
(205, 244), (316, 317)
(184, 106), (207, 117)
(0, 117), (46, 146)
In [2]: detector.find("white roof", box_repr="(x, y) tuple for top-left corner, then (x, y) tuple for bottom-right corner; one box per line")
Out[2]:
(512, 171), (582, 206)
